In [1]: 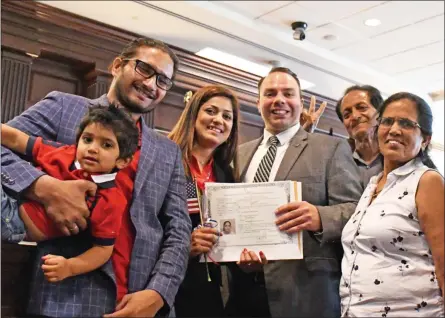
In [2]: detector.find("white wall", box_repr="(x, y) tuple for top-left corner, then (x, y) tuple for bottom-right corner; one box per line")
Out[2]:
(430, 100), (444, 175)
(430, 147), (444, 175)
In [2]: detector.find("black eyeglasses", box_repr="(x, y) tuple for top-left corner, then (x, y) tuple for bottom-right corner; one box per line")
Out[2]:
(378, 116), (422, 130)
(124, 59), (173, 91)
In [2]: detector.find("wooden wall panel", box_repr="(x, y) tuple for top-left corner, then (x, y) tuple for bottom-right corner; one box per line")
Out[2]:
(239, 110), (264, 144)
(84, 70), (112, 100)
(1, 50), (32, 122)
(154, 91), (187, 132)
(30, 72), (77, 100)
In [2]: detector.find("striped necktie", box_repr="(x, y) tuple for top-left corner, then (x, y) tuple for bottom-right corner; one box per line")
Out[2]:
(253, 135), (279, 183)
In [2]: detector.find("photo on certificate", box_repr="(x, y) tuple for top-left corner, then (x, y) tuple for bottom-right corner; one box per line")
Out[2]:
(221, 219), (236, 235)
(200, 181), (303, 263)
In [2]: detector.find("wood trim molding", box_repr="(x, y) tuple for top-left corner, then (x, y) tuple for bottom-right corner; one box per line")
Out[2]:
(1, 0), (347, 137)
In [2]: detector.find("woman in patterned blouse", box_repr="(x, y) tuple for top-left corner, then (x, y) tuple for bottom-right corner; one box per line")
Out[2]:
(340, 92), (444, 317)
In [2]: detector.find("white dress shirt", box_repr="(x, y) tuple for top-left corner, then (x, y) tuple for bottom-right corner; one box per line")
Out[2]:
(244, 123), (300, 183)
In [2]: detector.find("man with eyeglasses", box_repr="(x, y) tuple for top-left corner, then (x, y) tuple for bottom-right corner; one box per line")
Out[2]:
(1, 38), (191, 317)
(335, 85), (384, 187)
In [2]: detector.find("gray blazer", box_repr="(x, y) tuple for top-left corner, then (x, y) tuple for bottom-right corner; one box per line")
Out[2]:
(228, 127), (363, 318)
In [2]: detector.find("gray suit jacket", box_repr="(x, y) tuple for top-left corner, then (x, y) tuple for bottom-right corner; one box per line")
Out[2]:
(229, 127), (363, 317)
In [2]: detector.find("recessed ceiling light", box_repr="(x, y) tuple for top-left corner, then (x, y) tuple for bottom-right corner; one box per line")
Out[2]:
(26, 52), (39, 58)
(364, 18), (381, 27)
(196, 47), (271, 76)
(196, 47), (315, 89)
(323, 34), (338, 41)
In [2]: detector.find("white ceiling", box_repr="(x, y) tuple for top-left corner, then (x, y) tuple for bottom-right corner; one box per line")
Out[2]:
(38, 1), (444, 102)
(218, 0), (444, 96)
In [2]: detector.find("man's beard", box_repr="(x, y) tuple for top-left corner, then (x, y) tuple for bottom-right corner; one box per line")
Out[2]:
(114, 81), (156, 114)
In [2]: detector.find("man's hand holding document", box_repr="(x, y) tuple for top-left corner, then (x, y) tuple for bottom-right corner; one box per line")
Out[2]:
(200, 181), (303, 263)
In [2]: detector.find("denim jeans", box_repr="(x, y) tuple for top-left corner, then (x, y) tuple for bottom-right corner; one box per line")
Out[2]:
(1, 188), (26, 243)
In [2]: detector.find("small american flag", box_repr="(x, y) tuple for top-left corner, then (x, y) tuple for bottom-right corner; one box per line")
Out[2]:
(186, 181), (200, 214)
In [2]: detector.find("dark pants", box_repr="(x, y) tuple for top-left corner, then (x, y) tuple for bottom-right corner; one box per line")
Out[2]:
(175, 261), (225, 317)
(224, 266), (271, 317)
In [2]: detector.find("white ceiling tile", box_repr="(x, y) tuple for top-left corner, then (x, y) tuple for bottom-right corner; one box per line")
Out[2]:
(305, 22), (365, 50)
(296, 1), (386, 21)
(217, 1), (295, 19)
(259, 2), (338, 30)
(258, 1), (385, 34)
(337, 1), (445, 38)
(370, 41), (444, 75)
(395, 62), (444, 87)
(333, 14), (445, 62)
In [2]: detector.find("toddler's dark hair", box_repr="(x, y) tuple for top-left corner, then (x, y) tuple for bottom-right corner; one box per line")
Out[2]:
(76, 104), (139, 159)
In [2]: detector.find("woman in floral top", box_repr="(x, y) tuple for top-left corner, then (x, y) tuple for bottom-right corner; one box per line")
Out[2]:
(340, 92), (444, 317)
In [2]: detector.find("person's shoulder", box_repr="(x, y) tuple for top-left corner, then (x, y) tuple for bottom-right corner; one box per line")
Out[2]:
(43, 91), (93, 113)
(151, 129), (176, 146)
(419, 169), (444, 187)
(416, 169), (444, 208)
(146, 129), (180, 156)
(307, 132), (343, 143)
(307, 132), (349, 149)
(240, 137), (261, 147)
(239, 137), (261, 151)
(306, 133), (355, 160)
(45, 91), (91, 103)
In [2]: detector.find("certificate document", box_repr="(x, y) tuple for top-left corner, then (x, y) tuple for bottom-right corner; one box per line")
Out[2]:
(200, 181), (303, 263)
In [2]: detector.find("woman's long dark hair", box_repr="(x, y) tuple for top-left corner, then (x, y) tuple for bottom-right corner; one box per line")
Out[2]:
(378, 92), (437, 169)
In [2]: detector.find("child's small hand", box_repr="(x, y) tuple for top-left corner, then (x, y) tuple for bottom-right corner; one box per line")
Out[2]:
(41, 254), (72, 282)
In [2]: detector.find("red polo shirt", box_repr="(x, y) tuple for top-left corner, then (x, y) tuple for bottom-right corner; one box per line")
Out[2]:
(23, 129), (140, 301)
(23, 137), (127, 246)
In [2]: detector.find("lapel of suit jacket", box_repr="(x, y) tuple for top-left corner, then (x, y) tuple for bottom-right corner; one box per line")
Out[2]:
(274, 127), (308, 181)
(133, 117), (157, 199)
(240, 136), (263, 181)
(213, 162), (228, 183)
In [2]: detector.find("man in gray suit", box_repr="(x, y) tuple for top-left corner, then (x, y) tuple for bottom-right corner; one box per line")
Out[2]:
(225, 67), (363, 317)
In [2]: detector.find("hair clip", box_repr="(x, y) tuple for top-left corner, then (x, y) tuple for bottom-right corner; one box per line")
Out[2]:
(184, 91), (193, 104)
